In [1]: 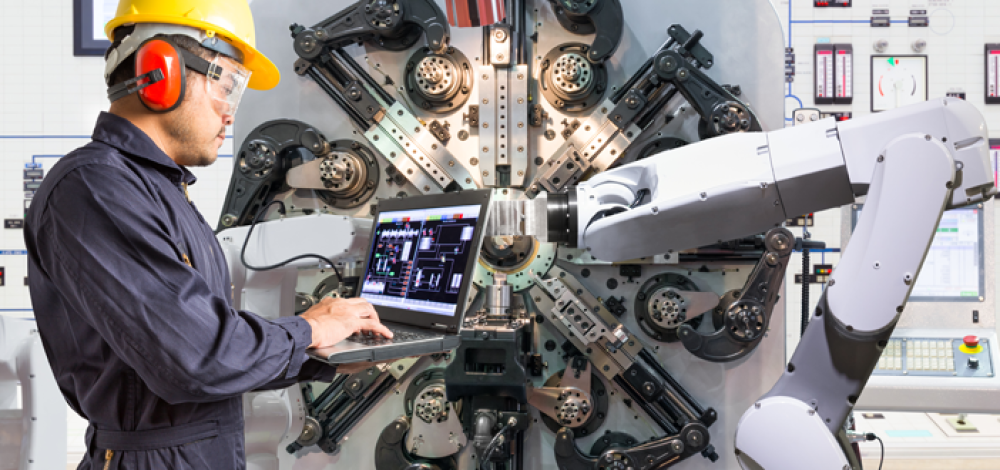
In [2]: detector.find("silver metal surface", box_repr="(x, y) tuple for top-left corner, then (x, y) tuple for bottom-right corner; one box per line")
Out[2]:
(478, 64), (498, 186)
(510, 64), (531, 186)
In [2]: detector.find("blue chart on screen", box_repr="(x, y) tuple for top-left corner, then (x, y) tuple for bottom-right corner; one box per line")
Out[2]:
(361, 204), (482, 317)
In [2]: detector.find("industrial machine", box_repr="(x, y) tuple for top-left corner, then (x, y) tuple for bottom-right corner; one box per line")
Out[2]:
(209, 0), (995, 469)
(0, 317), (66, 470)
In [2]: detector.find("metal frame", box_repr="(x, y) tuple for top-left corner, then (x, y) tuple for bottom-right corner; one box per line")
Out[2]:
(73, 0), (112, 57)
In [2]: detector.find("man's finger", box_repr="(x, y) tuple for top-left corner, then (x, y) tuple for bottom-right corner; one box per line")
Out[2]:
(362, 318), (394, 338)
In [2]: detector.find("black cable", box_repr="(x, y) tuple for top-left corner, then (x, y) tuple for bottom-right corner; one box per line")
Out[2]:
(480, 424), (511, 469)
(800, 223), (813, 337)
(800, 244), (810, 336)
(875, 435), (884, 470)
(240, 200), (344, 283)
(629, 188), (650, 208)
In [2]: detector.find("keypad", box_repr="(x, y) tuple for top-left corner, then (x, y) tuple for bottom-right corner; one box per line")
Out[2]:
(347, 328), (433, 346)
(873, 337), (993, 377)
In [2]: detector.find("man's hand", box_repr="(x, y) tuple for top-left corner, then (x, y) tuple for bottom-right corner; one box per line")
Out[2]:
(300, 297), (393, 349)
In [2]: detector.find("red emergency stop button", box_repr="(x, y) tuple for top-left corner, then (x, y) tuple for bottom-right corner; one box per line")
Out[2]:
(960, 335), (984, 354)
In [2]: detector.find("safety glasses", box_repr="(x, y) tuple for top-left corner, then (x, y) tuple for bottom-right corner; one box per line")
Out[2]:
(204, 54), (251, 117)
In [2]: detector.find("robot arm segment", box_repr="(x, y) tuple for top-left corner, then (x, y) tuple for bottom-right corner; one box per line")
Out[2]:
(677, 228), (794, 362)
(571, 97), (989, 264)
(218, 119), (380, 231)
(293, 0), (450, 55)
(547, 0), (624, 63)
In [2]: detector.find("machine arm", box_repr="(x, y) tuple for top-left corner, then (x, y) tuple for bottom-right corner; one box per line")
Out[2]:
(530, 267), (720, 468)
(541, 98), (993, 261)
(290, 5), (478, 194)
(547, 0), (624, 63)
(292, 0), (450, 54)
(526, 24), (760, 197)
(217, 119), (380, 231)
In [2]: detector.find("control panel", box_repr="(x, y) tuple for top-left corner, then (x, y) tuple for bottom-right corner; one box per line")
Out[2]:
(874, 336), (994, 378)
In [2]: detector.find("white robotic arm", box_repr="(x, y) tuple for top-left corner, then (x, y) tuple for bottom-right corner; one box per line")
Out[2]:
(516, 97), (993, 468)
(567, 97), (992, 262)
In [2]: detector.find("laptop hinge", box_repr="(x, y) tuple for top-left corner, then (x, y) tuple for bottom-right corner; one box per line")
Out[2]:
(430, 323), (450, 331)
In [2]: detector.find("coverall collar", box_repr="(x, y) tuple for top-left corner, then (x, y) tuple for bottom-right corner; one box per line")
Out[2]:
(91, 112), (198, 186)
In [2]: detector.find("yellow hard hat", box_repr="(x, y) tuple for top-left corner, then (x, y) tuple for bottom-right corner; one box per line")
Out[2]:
(105, 0), (280, 90)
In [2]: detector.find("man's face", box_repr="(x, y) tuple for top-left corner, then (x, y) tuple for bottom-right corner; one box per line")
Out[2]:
(163, 54), (241, 167)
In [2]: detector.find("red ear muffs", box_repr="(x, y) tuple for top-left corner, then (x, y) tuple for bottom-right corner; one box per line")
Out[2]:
(106, 36), (187, 113)
(134, 38), (186, 113)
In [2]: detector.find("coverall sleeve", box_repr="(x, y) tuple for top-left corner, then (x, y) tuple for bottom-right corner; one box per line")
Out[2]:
(33, 164), (325, 404)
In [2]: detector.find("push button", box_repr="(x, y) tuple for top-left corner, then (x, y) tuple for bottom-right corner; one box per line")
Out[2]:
(960, 335), (984, 354)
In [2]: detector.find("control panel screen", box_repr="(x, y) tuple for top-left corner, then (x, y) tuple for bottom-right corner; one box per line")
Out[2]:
(361, 204), (483, 316)
(910, 208), (983, 300)
(853, 206), (984, 301)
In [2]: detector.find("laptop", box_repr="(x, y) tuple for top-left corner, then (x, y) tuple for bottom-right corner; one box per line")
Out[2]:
(309, 190), (492, 364)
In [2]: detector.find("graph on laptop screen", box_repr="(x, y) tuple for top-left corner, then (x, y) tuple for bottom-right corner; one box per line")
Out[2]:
(360, 204), (482, 316)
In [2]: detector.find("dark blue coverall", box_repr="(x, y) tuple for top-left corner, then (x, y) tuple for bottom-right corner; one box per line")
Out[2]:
(24, 112), (336, 469)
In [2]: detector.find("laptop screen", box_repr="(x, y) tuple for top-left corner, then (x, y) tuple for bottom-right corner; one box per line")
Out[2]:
(360, 204), (483, 317)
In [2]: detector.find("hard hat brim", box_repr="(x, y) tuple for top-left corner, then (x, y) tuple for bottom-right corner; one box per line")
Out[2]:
(106, 15), (280, 91)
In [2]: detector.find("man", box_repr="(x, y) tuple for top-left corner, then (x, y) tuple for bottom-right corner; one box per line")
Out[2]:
(23, 1), (392, 468)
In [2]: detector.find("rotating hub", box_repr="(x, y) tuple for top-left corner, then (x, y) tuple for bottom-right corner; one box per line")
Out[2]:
(239, 141), (277, 179)
(537, 369), (609, 437)
(316, 140), (380, 209)
(540, 43), (607, 112)
(405, 47), (472, 113)
(635, 273), (715, 342)
(414, 385), (448, 424)
(725, 301), (766, 342)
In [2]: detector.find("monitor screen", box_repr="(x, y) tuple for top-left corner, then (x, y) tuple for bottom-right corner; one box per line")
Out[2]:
(852, 206), (984, 301)
(360, 204), (483, 316)
(910, 208), (983, 300)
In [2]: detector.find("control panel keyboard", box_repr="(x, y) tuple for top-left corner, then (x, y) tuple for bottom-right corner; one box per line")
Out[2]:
(874, 337), (994, 377)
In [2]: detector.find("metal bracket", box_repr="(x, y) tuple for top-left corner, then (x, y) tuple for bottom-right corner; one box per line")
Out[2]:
(678, 228), (795, 362)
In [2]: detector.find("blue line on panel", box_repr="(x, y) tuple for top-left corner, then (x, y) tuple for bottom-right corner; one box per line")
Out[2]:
(31, 155), (64, 164)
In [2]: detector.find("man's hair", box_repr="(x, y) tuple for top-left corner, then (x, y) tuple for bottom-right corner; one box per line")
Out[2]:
(106, 27), (216, 88)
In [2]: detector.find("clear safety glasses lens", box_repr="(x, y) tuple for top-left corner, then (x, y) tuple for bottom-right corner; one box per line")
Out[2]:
(205, 55), (251, 117)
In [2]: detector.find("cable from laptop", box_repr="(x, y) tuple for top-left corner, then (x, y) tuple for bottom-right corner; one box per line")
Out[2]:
(240, 200), (344, 282)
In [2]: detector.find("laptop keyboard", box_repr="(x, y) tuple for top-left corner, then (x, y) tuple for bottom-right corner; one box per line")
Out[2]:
(346, 328), (436, 346)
